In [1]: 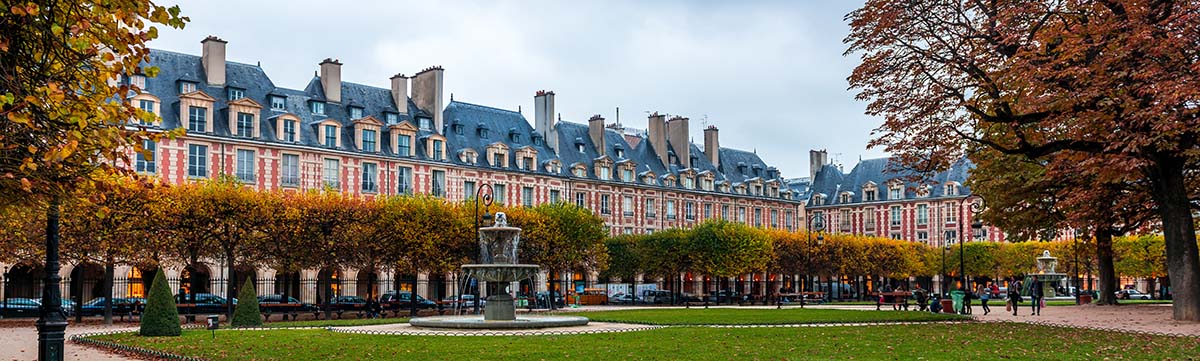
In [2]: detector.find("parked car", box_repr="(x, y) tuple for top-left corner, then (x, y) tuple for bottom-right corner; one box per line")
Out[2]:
(380, 291), (437, 310)
(175, 293), (235, 314)
(443, 294), (486, 307)
(1116, 289), (1151, 300)
(79, 297), (142, 317)
(535, 291), (565, 308)
(34, 298), (77, 317)
(317, 295), (368, 318)
(609, 293), (643, 304)
(641, 290), (673, 304)
(256, 294), (317, 315)
(1, 298), (43, 318)
(706, 289), (741, 303)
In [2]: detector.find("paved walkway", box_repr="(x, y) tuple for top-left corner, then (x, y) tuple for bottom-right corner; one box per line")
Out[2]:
(0, 322), (137, 361)
(972, 303), (1200, 336)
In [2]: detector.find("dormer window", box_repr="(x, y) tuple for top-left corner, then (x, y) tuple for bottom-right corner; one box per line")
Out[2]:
(622, 168), (633, 182)
(682, 177), (694, 189)
(945, 183), (959, 196)
(350, 107), (363, 119)
(576, 143), (585, 152)
(398, 135), (411, 155)
(532, 135), (543, 146)
(178, 81), (197, 94)
(493, 153), (505, 168)
(479, 127), (490, 138)
(597, 166), (611, 180)
(510, 133), (521, 143)
(270, 96), (286, 110)
(839, 192), (852, 204)
(917, 185), (931, 198)
(311, 101), (325, 115)
(282, 118), (297, 142)
(615, 148), (624, 159)
(812, 194), (826, 205)
(385, 112), (398, 123)
(361, 129), (377, 152)
(865, 189), (877, 201)
(572, 165), (586, 178)
(432, 139), (445, 161)
(235, 112), (254, 137)
(453, 124), (464, 135)
(889, 184), (903, 200)
(323, 124), (338, 147)
(130, 74), (146, 89)
(418, 117), (432, 130)
(227, 88), (244, 100)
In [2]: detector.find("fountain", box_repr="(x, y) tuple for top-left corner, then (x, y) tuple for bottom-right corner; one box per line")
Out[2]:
(1023, 250), (1069, 298)
(409, 212), (588, 329)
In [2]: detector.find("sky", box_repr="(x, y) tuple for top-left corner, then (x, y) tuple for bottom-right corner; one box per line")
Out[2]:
(152, 0), (884, 179)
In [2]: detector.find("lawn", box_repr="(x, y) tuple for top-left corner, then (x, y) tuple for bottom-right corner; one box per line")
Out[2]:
(253, 317), (409, 328)
(93, 322), (1200, 360)
(578, 308), (965, 325)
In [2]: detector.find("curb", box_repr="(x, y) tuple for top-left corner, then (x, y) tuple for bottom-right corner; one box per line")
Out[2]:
(328, 324), (663, 337)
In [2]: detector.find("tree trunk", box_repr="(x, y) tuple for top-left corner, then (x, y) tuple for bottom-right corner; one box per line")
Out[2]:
(323, 271), (332, 320)
(1095, 229), (1118, 305)
(410, 271), (418, 318)
(102, 262), (114, 325)
(1147, 155), (1200, 321)
(226, 253), (236, 321)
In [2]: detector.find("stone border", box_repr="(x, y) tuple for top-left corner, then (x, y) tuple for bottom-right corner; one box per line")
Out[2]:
(71, 328), (202, 361)
(329, 324), (662, 337)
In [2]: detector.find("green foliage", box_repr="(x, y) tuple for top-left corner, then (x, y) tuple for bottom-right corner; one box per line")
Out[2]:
(140, 270), (180, 337)
(600, 235), (641, 282)
(231, 277), (262, 328)
(688, 220), (773, 277)
(518, 202), (609, 274)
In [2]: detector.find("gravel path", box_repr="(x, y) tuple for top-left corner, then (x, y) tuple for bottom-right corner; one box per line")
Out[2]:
(0, 322), (137, 361)
(972, 303), (1200, 336)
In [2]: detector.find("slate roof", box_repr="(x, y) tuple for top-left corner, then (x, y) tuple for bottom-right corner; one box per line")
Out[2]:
(141, 48), (799, 201)
(807, 157), (974, 207)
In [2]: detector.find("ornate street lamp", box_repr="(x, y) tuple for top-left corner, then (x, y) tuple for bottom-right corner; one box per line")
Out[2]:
(1073, 228), (1082, 304)
(802, 214), (825, 308)
(471, 184), (494, 315)
(958, 194), (985, 291)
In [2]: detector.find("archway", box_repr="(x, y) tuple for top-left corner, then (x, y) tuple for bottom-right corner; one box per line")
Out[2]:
(4, 264), (44, 299)
(181, 263), (212, 297)
(68, 262), (104, 304)
(316, 267), (341, 303)
(273, 270), (301, 301)
(233, 265), (257, 296)
(355, 269), (378, 300)
(125, 266), (160, 299)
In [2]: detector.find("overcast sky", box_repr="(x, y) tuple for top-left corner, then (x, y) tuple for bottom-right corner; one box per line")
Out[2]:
(154, 0), (882, 179)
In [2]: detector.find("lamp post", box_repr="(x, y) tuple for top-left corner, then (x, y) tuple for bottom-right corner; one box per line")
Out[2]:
(958, 194), (985, 291)
(37, 196), (67, 361)
(1073, 229), (1081, 304)
(471, 183), (494, 315)
(803, 214), (826, 308)
(942, 242), (949, 296)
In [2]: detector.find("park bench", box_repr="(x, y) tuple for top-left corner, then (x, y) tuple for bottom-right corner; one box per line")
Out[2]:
(872, 291), (912, 310)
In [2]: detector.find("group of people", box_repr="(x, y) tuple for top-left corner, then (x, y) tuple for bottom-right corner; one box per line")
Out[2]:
(1006, 275), (1045, 316)
(907, 275), (1047, 317)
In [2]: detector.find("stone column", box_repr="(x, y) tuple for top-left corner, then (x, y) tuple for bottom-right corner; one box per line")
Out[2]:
(416, 273), (430, 298)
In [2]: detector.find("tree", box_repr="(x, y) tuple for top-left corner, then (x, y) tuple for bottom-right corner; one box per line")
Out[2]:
(0, 0), (187, 353)
(688, 220), (773, 303)
(378, 195), (471, 316)
(517, 203), (608, 310)
(231, 277), (262, 328)
(139, 269), (180, 337)
(638, 228), (691, 305)
(847, 1), (1200, 320)
(254, 191), (318, 303)
(600, 234), (642, 300)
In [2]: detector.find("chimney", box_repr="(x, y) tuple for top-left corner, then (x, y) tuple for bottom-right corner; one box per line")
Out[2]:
(667, 116), (691, 168)
(534, 90), (558, 153)
(412, 66), (445, 132)
(589, 115), (606, 155)
(809, 149), (829, 180)
(319, 58), (342, 103)
(647, 113), (668, 167)
(390, 73), (409, 116)
(704, 125), (720, 166)
(201, 36), (227, 86)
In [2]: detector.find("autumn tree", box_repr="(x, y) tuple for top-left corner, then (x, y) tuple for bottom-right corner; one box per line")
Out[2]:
(253, 191), (318, 303)
(292, 191), (363, 320)
(517, 203), (608, 309)
(377, 195), (472, 316)
(847, 0), (1200, 320)
(600, 234), (643, 299)
(638, 228), (691, 305)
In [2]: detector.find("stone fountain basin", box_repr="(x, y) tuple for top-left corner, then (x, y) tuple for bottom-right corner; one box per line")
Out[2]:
(462, 264), (540, 283)
(409, 315), (589, 329)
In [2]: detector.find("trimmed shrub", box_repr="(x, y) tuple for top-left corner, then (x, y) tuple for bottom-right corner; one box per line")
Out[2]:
(140, 270), (181, 336)
(231, 277), (262, 327)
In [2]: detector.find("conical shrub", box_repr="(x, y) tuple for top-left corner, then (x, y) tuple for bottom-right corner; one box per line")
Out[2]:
(140, 270), (181, 336)
(231, 277), (262, 327)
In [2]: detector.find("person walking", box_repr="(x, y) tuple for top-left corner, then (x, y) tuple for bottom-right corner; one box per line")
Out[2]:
(977, 283), (991, 315)
(1029, 276), (1044, 316)
(914, 285), (928, 312)
(1008, 279), (1022, 316)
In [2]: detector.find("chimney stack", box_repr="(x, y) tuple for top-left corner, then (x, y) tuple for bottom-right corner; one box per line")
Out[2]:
(647, 113), (669, 167)
(704, 125), (720, 167)
(319, 58), (342, 103)
(412, 66), (445, 132)
(201, 36), (227, 86)
(809, 149), (829, 180)
(667, 116), (691, 168)
(390, 73), (409, 116)
(534, 90), (558, 153)
(588, 115), (606, 155)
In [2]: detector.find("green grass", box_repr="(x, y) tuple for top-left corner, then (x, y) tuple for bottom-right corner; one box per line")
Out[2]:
(251, 317), (409, 328)
(93, 322), (1200, 360)
(577, 308), (965, 325)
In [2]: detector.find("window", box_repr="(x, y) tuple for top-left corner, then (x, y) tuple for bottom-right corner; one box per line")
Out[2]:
(890, 206), (902, 227)
(236, 112), (254, 137)
(464, 181), (476, 198)
(433, 140), (445, 161)
(533, 136), (543, 146)
(130, 74), (146, 89)
(622, 168), (633, 182)
(975, 228), (988, 240)
(756, 208), (764, 227)
(572, 167), (586, 177)
(419, 117), (432, 130)
(550, 190), (560, 203)
(283, 120), (297, 142)
(786, 210), (794, 230)
(397, 167), (412, 194)
(645, 199), (656, 218)
(945, 230), (958, 243)
(682, 177), (694, 189)
(362, 163), (378, 193)
(890, 186), (902, 200)
(576, 144), (585, 152)
(623, 196), (634, 216)
(480, 128), (490, 138)
(281, 154), (299, 187)
(839, 209), (850, 229)
(362, 129), (377, 152)
(522, 157), (534, 171)
(600, 195), (611, 215)
(771, 210), (779, 228)
(187, 144), (208, 178)
(270, 96), (286, 110)
(225, 88), (243, 100)
(892, 233), (902, 240)
(666, 200), (676, 220)
(324, 125), (338, 147)
(137, 100), (155, 125)
(493, 153), (505, 167)
(704, 203), (712, 219)
(187, 106), (207, 133)
(323, 159), (340, 188)
(522, 187), (534, 207)
(865, 208), (876, 229)
(453, 124), (464, 135)
(431, 170), (446, 197)
(135, 139), (156, 174)
(236, 149), (255, 182)
(945, 183), (959, 196)
(738, 207), (747, 223)
(865, 189), (876, 202)
(398, 136), (411, 156)
(917, 204), (929, 225)
(598, 166), (610, 180)
(917, 232), (929, 242)
(575, 193), (585, 207)
(685, 202), (695, 220)
(510, 133), (521, 143)
(839, 193), (851, 204)
(722, 205), (730, 220)
(385, 113), (398, 123)
(945, 203), (958, 223)
(311, 102), (325, 115)
(179, 82), (196, 93)
(350, 107), (363, 119)
(615, 148), (624, 158)
(493, 184), (505, 204)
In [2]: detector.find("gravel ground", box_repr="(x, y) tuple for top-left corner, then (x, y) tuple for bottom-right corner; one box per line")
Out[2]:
(972, 303), (1200, 336)
(0, 321), (137, 361)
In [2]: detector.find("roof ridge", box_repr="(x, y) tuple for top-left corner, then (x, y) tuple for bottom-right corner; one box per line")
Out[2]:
(449, 100), (521, 115)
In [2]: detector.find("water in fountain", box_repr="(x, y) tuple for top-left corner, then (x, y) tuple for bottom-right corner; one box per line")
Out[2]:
(410, 212), (588, 329)
(1023, 250), (1069, 298)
